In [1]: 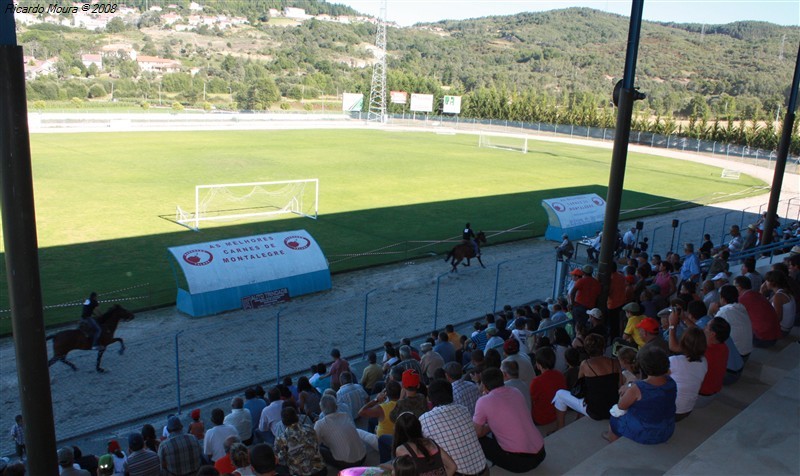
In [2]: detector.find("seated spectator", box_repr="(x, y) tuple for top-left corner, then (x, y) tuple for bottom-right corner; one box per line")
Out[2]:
(314, 395), (366, 469)
(621, 302), (646, 348)
(444, 362), (479, 416)
(617, 346), (640, 384)
(530, 347), (566, 426)
(382, 347), (400, 375)
(123, 432), (160, 476)
(393, 412), (457, 476)
(58, 446), (91, 476)
(553, 334), (621, 430)
(213, 435), (240, 474)
(312, 363), (331, 393)
(484, 327), (504, 352)
(605, 346), (677, 444)
(552, 327), (571, 373)
(473, 368), (546, 473)
(97, 454), (115, 476)
(224, 397), (253, 445)
(717, 284), (753, 360)
(390, 370), (428, 422)
(360, 352), (383, 394)
(764, 270), (797, 335)
(107, 439), (127, 475)
(501, 338), (535, 386)
(420, 380), (488, 476)
(258, 387), (285, 445)
(72, 446), (98, 474)
(250, 444), (277, 476)
(337, 371), (370, 429)
(395, 346), (423, 376)
(227, 442), (255, 476)
(297, 376), (322, 419)
(358, 380), (401, 463)
(204, 408), (238, 463)
(435, 332), (457, 363)
(667, 327), (707, 420)
(158, 416), (202, 476)
(696, 317), (731, 408)
(470, 321), (488, 351)
(140, 425), (159, 453)
(483, 348), (502, 371)
(419, 342), (445, 384)
(563, 347), (582, 391)
(636, 317), (670, 356)
(501, 360), (531, 412)
(244, 387), (267, 439)
(734, 275), (780, 348)
(274, 407), (326, 476)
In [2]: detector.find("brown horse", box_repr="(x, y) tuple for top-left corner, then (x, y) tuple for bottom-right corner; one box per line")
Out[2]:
(47, 305), (135, 373)
(445, 231), (487, 272)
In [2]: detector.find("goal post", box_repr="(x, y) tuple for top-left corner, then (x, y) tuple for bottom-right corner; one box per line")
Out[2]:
(478, 133), (528, 153)
(176, 179), (319, 230)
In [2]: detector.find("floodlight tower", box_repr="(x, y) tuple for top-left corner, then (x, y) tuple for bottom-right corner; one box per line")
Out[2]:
(367, 0), (387, 123)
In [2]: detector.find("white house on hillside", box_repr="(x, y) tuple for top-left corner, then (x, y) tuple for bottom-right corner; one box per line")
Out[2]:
(136, 55), (181, 74)
(81, 54), (103, 69)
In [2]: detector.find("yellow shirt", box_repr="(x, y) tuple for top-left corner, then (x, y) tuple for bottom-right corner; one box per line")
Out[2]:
(376, 400), (398, 437)
(623, 314), (646, 348)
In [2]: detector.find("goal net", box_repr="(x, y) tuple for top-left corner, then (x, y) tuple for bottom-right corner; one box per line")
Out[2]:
(176, 179), (319, 231)
(478, 133), (528, 153)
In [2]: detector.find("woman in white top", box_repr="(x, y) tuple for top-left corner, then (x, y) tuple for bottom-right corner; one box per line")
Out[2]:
(765, 271), (797, 334)
(668, 328), (708, 420)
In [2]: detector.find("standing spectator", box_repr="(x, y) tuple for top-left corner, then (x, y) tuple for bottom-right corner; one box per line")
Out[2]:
(314, 396), (367, 469)
(420, 380), (487, 476)
(58, 447), (91, 476)
(327, 349), (350, 391)
(203, 408), (238, 463)
(569, 265), (601, 327)
(9, 415), (24, 460)
(360, 352), (383, 395)
(123, 432), (160, 476)
(224, 397), (253, 445)
(274, 407), (327, 476)
(444, 362), (479, 416)
(434, 333), (457, 363)
(473, 368), (546, 473)
(393, 412), (457, 476)
(529, 347), (567, 426)
(605, 346), (677, 444)
(158, 416), (202, 476)
(679, 243), (701, 286)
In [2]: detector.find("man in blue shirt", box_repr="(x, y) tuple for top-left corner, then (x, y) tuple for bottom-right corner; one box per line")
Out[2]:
(679, 243), (701, 287)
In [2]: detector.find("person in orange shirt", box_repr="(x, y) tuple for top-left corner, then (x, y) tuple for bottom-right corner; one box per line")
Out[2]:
(606, 261), (628, 340)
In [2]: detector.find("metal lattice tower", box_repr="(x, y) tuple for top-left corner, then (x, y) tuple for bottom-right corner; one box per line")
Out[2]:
(367, 1), (387, 123)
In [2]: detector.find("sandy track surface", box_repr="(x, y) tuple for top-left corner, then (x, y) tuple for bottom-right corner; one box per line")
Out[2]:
(1, 120), (797, 457)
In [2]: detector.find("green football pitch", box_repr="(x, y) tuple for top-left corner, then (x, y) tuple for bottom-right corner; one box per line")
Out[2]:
(0, 128), (765, 333)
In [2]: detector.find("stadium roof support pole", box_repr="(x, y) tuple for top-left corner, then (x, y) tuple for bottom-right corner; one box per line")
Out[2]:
(367, 0), (387, 123)
(0, 2), (59, 473)
(597, 0), (645, 311)
(762, 41), (800, 246)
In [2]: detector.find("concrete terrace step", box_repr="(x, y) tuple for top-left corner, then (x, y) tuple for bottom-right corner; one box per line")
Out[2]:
(560, 338), (800, 475)
(664, 364), (800, 475)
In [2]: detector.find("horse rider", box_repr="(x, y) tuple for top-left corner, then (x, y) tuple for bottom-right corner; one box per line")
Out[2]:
(81, 292), (104, 350)
(462, 223), (480, 257)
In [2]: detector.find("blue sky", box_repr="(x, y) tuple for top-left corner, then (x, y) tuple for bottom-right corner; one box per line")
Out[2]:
(336, 1), (800, 27)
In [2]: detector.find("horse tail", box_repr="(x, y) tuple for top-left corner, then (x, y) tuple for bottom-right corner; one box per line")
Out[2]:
(445, 247), (454, 262)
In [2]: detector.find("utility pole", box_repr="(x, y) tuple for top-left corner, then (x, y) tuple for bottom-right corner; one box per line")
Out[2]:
(367, 0), (387, 123)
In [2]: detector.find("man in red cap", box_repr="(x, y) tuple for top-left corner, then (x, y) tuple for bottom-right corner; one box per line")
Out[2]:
(389, 369), (428, 422)
(637, 317), (669, 355)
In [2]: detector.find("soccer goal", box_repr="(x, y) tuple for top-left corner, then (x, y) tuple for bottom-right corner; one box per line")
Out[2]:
(478, 133), (528, 153)
(176, 179), (319, 231)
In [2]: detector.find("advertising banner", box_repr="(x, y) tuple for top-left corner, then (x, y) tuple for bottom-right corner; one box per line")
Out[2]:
(442, 95), (462, 114)
(390, 90), (408, 104)
(342, 92), (364, 111)
(410, 93), (434, 112)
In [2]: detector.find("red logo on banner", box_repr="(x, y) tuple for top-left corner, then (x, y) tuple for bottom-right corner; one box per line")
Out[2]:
(183, 249), (213, 266)
(284, 236), (311, 250)
(552, 202), (565, 212)
(592, 197), (605, 206)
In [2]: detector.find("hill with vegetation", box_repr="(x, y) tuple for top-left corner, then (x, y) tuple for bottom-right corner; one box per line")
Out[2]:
(15, 3), (800, 150)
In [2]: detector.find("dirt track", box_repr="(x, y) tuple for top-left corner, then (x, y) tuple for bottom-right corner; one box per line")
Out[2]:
(1, 119), (797, 458)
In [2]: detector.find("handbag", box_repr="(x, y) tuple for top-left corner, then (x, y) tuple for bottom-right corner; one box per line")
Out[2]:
(570, 376), (586, 399)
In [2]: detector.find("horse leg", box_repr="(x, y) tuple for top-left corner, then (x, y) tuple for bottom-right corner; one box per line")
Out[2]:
(463, 257), (471, 267)
(96, 348), (107, 373)
(451, 257), (460, 273)
(477, 256), (485, 268)
(111, 337), (125, 355)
